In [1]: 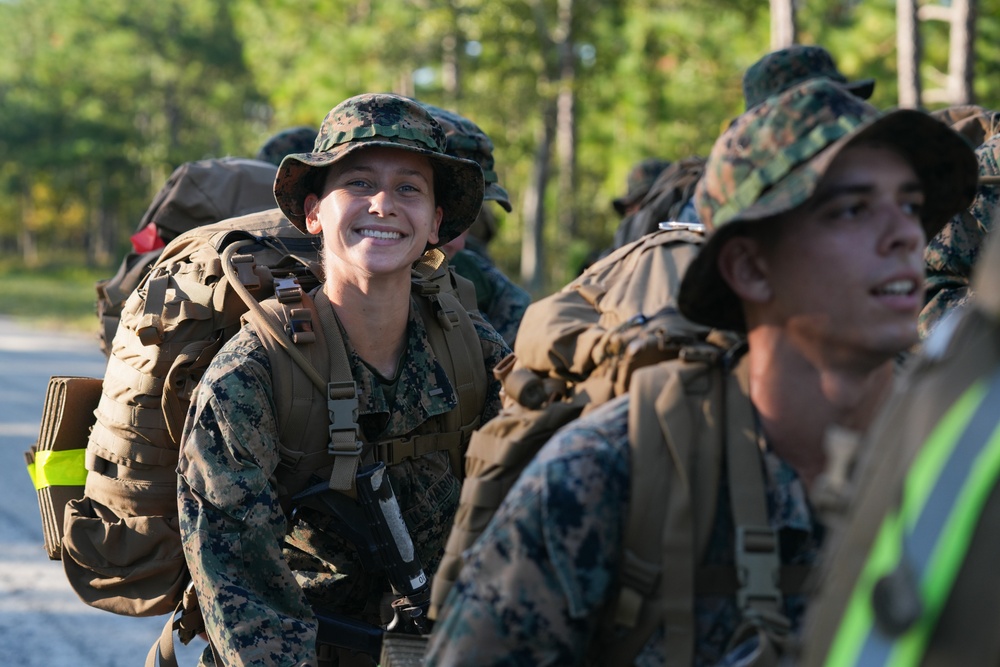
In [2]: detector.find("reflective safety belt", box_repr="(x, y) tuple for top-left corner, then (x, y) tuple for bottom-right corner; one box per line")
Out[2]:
(823, 367), (1000, 667)
(31, 449), (87, 490)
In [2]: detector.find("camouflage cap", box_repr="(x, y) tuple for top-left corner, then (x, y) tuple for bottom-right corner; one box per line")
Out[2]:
(929, 104), (1000, 149)
(255, 126), (318, 167)
(613, 158), (673, 216)
(420, 102), (513, 213)
(679, 78), (978, 331)
(742, 45), (875, 110)
(273, 94), (484, 247)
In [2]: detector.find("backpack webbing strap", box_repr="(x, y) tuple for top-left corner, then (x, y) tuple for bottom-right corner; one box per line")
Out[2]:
(312, 288), (364, 491)
(603, 363), (700, 667)
(412, 279), (486, 476)
(723, 367), (790, 661)
(374, 431), (463, 467)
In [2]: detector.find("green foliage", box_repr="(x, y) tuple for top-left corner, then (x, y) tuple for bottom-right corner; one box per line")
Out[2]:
(1, 0), (999, 302)
(0, 256), (108, 333)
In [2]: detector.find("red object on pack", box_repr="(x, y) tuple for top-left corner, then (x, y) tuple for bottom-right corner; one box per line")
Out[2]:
(131, 223), (166, 254)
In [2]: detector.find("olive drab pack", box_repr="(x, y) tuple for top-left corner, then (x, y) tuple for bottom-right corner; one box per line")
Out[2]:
(798, 221), (1000, 667)
(95, 157), (280, 357)
(611, 156), (707, 250)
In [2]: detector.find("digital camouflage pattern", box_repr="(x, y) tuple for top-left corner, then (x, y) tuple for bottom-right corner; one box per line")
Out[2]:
(680, 78), (978, 331)
(613, 157), (673, 216)
(255, 126), (319, 167)
(178, 303), (508, 667)
(273, 93), (484, 246)
(449, 245), (530, 347)
(425, 394), (822, 667)
(922, 134), (1000, 336)
(420, 102), (513, 213)
(742, 44), (875, 110)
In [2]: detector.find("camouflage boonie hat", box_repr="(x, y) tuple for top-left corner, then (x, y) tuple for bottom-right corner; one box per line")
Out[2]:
(679, 78), (978, 331)
(613, 158), (672, 216)
(743, 45), (875, 110)
(420, 102), (512, 213)
(929, 104), (1000, 149)
(255, 126), (318, 167)
(274, 94), (484, 247)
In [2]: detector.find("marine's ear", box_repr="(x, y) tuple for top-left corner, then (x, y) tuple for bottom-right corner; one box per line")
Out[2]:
(717, 234), (773, 305)
(304, 193), (323, 236)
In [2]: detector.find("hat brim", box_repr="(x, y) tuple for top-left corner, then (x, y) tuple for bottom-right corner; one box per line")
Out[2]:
(486, 182), (513, 212)
(679, 109), (979, 331)
(273, 141), (484, 247)
(846, 78), (876, 101)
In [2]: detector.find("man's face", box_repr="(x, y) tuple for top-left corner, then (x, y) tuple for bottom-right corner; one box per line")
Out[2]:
(751, 143), (927, 366)
(304, 146), (444, 282)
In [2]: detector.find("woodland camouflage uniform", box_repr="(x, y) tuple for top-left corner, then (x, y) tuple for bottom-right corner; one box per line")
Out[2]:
(178, 94), (508, 667)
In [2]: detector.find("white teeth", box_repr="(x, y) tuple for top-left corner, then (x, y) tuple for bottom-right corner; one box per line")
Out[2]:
(359, 229), (401, 240)
(876, 280), (915, 296)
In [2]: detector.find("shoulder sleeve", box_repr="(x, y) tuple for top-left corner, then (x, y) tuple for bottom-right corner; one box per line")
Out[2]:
(425, 396), (632, 666)
(177, 326), (317, 666)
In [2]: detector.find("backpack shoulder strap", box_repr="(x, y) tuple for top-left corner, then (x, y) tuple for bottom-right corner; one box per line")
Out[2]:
(410, 275), (488, 475)
(602, 349), (789, 666)
(598, 351), (724, 666)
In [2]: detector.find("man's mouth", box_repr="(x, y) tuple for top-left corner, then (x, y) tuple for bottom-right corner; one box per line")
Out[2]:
(872, 279), (917, 297)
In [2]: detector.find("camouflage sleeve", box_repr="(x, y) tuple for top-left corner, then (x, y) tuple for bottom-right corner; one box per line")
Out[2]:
(177, 328), (316, 667)
(471, 311), (511, 424)
(921, 211), (983, 336)
(424, 396), (632, 666)
(480, 262), (531, 349)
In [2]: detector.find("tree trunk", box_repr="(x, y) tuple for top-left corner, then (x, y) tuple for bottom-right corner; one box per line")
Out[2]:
(897, 0), (922, 108)
(521, 103), (555, 294)
(947, 0), (975, 106)
(770, 0), (797, 50)
(555, 0), (577, 237)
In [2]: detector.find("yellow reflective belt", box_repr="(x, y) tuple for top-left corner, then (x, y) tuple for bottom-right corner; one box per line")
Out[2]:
(26, 461), (37, 488)
(33, 449), (87, 490)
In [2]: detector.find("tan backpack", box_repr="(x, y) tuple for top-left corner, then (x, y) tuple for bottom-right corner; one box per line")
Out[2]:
(62, 208), (323, 619)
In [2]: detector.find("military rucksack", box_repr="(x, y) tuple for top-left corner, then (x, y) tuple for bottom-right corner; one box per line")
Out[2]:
(611, 156), (706, 250)
(62, 209), (323, 621)
(95, 157), (280, 357)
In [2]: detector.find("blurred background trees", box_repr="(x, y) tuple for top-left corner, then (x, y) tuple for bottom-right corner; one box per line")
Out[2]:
(0, 0), (993, 295)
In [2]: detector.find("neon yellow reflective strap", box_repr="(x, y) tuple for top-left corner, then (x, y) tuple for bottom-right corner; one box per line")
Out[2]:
(26, 461), (37, 488)
(33, 449), (87, 490)
(825, 372), (1000, 667)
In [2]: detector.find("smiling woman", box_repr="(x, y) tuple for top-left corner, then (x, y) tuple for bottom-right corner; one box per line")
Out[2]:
(176, 93), (511, 667)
